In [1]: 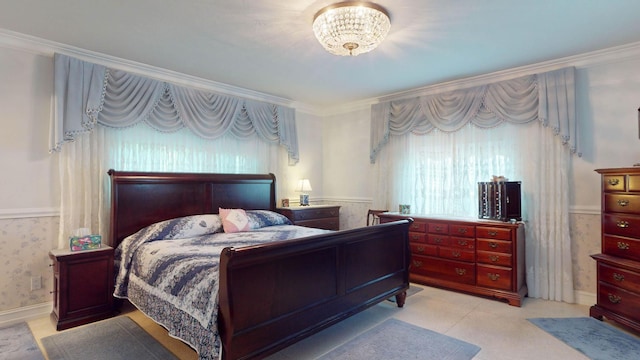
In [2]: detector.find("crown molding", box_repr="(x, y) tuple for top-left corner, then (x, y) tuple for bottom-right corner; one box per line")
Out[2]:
(321, 40), (640, 113)
(376, 41), (640, 103)
(0, 29), (294, 107)
(3, 28), (640, 116)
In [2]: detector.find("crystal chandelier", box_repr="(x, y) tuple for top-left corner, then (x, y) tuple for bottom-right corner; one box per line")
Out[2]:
(312, 2), (391, 57)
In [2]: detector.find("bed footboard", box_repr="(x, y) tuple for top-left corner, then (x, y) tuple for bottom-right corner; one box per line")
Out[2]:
(218, 219), (412, 360)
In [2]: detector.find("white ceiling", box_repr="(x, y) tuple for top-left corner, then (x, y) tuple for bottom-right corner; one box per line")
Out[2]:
(2, 0), (640, 107)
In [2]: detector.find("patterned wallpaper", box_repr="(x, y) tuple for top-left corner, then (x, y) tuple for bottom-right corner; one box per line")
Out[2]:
(570, 213), (600, 294)
(0, 216), (58, 312)
(0, 209), (600, 314)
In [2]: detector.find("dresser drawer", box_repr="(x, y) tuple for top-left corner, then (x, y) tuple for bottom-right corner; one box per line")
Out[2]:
(411, 243), (437, 257)
(424, 257), (475, 285)
(477, 264), (513, 291)
(450, 224), (475, 238)
(477, 250), (512, 267)
(598, 262), (640, 294)
(477, 238), (512, 254)
(603, 214), (640, 238)
(476, 226), (512, 240)
(428, 222), (449, 234)
(604, 194), (640, 214)
(410, 254), (431, 276)
(603, 175), (627, 192)
(603, 235), (640, 260)
(409, 232), (427, 243)
(439, 247), (475, 262)
(628, 174), (640, 192)
(409, 221), (427, 233)
(427, 234), (450, 246)
(597, 281), (640, 319)
(450, 236), (475, 250)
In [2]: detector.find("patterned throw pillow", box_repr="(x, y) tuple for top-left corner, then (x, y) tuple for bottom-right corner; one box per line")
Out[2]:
(219, 208), (251, 233)
(151, 214), (223, 240)
(246, 210), (292, 229)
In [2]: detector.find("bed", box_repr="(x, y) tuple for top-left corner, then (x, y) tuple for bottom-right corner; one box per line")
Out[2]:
(108, 170), (412, 360)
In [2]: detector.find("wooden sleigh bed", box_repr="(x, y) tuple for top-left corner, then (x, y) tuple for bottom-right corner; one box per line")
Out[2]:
(107, 170), (412, 360)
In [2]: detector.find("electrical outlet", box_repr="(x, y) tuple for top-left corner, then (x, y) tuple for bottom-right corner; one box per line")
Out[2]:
(30, 276), (41, 291)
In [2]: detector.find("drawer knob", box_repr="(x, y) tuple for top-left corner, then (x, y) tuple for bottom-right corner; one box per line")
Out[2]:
(411, 224), (420, 229)
(435, 238), (443, 244)
(435, 226), (443, 232)
(457, 228), (468, 234)
(412, 260), (423, 268)
(458, 239), (468, 246)
(488, 231), (498, 236)
(617, 242), (630, 250)
(411, 234), (420, 240)
(616, 220), (629, 228)
(488, 242), (498, 249)
(607, 293), (622, 304)
(455, 268), (466, 276)
(452, 250), (461, 258)
(490, 255), (500, 262)
(487, 273), (500, 281)
(608, 178), (620, 186)
(416, 246), (425, 253)
(617, 199), (630, 207)
(613, 273), (625, 282)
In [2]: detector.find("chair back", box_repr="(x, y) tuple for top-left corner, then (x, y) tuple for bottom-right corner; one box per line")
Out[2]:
(367, 209), (388, 226)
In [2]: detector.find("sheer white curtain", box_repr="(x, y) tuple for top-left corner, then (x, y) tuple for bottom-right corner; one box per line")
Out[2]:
(57, 123), (285, 249)
(373, 122), (574, 302)
(52, 54), (295, 250)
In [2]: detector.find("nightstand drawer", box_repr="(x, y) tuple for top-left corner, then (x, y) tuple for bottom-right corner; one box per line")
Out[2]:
(295, 218), (339, 231)
(287, 207), (338, 221)
(277, 206), (340, 231)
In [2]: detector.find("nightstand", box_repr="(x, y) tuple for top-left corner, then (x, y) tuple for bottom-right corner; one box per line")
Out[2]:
(49, 246), (115, 330)
(277, 205), (340, 230)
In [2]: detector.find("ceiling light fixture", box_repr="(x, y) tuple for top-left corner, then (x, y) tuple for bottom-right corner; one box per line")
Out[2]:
(312, 1), (391, 57)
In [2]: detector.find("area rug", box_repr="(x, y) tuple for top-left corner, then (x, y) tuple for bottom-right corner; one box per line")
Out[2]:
(318, 318), (481, 360)
(528, 317), (640, 360)
(41, 316), (178, 360)
(0, 321), (45, 360)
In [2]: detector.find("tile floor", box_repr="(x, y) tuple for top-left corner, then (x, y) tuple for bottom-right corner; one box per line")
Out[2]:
(27, 284), (634, 360)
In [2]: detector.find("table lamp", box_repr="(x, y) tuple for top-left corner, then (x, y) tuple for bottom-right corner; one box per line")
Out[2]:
(296, 179), (312, 206)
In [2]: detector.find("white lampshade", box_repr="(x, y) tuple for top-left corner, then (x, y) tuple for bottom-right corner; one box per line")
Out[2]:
(295, 179), (313, 192)
(295, 179), (312, 206)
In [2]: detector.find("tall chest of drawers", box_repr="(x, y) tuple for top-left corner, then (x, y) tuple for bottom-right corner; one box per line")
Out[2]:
(379, 214), (526, 306)
(591, 167), (640, 332)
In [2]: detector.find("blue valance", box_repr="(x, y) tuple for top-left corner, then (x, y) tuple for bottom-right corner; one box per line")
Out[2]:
(370, 67), (578, 163)
(50, 53), (299, 165)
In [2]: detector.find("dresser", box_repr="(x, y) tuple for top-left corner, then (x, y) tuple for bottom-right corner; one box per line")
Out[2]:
(49, 246), (115, 330)
(591, 167), (640, 332)
(379, 213), (526, 306)
(276, 205), (340, 230)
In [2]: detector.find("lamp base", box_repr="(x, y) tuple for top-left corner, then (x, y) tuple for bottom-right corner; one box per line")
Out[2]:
(299, 194), (309, 206)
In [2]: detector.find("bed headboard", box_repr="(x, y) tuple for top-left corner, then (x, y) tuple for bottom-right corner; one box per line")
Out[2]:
(108, 169), (277, 248)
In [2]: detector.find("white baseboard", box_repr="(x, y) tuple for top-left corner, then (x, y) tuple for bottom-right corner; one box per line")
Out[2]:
(0, 302), (52, 327)
(574, 290), (596, 307)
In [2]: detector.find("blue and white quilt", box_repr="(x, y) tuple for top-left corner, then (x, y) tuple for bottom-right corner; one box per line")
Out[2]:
(113, 210), (330, 360)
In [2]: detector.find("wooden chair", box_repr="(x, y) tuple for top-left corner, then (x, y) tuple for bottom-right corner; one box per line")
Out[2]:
(367, 209), (388, 226)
